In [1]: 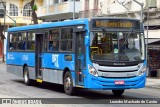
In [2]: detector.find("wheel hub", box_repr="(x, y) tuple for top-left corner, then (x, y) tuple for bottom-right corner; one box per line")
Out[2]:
(24, 71), (28, 83)
(65, 77), (71, 90)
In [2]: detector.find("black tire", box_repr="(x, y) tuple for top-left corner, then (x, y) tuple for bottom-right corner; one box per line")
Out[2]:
(63, 71), (75, 95)
(23, 66), (32, 86)
(112, 90), (125, 96)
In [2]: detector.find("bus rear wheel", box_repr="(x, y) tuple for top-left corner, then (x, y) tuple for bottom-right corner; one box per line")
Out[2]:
(23, 66), (32, 85)
(64, 71), (75, 95)
(112, 90), (125, 96)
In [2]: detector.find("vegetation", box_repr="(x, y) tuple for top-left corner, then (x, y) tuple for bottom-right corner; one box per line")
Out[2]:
(30, 0), (38, 24)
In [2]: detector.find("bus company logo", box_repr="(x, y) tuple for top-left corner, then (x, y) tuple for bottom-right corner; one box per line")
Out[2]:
(52, 54), (59, 67)
(113, 63), (125, 66)
(22, 55), (28, 61)
(7, 53), (15, 60)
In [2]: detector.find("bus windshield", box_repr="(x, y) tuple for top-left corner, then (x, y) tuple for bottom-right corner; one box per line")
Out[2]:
(90, 31), (145, 62)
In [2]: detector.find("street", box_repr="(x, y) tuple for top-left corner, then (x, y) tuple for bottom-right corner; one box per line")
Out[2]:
(0, 63), (159, 107)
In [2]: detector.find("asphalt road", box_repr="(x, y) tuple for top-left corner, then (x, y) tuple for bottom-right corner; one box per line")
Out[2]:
(0, 63), (159, 107)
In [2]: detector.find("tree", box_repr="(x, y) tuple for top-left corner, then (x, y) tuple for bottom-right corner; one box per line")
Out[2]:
(30, 0), (38, 24)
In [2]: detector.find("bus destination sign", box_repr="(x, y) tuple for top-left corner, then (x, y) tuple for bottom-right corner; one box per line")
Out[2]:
(96, 21), (133, 28)
(91, 19), (141, 30)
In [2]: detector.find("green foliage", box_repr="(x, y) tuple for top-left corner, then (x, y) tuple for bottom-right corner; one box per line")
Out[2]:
(32, 4), (38, 11)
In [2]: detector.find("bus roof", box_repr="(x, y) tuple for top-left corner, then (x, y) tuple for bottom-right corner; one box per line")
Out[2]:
(8, 18), (89, 32)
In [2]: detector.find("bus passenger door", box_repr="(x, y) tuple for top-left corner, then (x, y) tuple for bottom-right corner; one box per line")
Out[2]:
(75, 32), (85, 85)
(35, 33), (43, 81)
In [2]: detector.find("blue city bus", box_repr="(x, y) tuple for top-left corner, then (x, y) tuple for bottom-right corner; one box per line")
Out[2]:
(6, 17), (146, 96)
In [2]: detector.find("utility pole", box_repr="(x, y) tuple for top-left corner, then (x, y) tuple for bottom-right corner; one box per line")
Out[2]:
(73, 0), (75, 19)
(146, 5), (157, 77)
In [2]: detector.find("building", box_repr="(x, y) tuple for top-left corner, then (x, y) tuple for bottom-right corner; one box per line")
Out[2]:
(0, 0), (43, 27)
(37, 0), (82, 22)
(79, 0), (101, 18)
(0, 0), (42, 59)
(80, 0), (146, 18)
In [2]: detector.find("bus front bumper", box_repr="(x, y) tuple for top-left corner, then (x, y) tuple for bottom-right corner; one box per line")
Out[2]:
(86, 73), (146, 89)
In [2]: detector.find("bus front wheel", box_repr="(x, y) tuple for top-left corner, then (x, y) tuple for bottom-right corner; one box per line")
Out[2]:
(63, 71), (75, 95)
(112, 90), (125, 96)
(23, 66), (32, 85)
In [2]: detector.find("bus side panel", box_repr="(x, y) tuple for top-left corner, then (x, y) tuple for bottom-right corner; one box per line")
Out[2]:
(42, 69), (63, 84)
(28, 67), (36, 80)
(42, 53), (75, 84)
(7, 65), (23, 78)
(6, 52), (35, 78)
(42, 53), (75, 70)
(6, 52), (35, 66)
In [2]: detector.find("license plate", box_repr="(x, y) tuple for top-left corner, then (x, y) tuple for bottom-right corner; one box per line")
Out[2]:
(114, 80), (125, 85)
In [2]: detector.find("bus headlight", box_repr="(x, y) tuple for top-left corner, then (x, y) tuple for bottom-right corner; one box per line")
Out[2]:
(88, 65), (98, 77)
(137, 65), (146, 76)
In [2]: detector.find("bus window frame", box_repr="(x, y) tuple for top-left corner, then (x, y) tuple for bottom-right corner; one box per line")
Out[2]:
(42, 30), (49, 52)
(34, 29), (50, 53)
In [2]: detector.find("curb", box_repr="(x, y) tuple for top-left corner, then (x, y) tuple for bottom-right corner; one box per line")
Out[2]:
(146, 86), (160, 89)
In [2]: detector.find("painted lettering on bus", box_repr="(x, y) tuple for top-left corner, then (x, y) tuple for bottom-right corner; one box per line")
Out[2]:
(7, 53), (15, 60)
(22, 55), (28, 61)
(52, 54), (59, 67)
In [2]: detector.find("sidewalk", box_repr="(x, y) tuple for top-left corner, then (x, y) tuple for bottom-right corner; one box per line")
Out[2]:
(146, 78), (160, 89)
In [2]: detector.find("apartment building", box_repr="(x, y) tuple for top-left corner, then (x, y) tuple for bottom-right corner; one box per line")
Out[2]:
(37, 0), (82, 22)
(0, 0), (42, 59)
(0, 0), (42, 27)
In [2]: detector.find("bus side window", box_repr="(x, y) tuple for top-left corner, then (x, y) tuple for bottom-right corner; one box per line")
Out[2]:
(49, 42), (53, 51)
(60, 28), (73, 51)
(49, 44), (53, 51)
(17, 32), (26, 51)
(27, 32), (35, 51)
(22, 41), (26, 50)
(9, 33), (18, 51)
(9, 42), (13, 50)
(49, 29), (59, 51)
